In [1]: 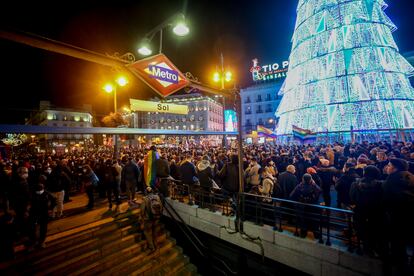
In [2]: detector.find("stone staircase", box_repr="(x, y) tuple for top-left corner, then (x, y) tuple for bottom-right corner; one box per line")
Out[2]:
(0, 200), (198, 275)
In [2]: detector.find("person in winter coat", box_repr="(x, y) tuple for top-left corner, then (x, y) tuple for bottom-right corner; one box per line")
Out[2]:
(289, 173), (321, 238)
(382, 158), (414, 272)
(196, 155), (214, 191)
(277, 165), (298, 199)
(155, 154), (170, 197)
(102, 159), (119, 209)
(179, 155), (198, 186)
(335, 162), (359, 209)
(29, 182), (56, 248)
(244, 158), (261, 191)
(218, 154), (239, 215)
(259, 168), (274, 200)
(121, 158), (141, 205)
(47, 165), (70, 219)
(179, 155), (198, 205)
(11, 166), (31, 235)
(350, 165), (385, 256)
(317, 159), (335, 206)
(81, 165), (98, 209)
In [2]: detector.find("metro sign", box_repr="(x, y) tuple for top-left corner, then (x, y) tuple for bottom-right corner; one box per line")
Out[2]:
(127, 54), (189, 98)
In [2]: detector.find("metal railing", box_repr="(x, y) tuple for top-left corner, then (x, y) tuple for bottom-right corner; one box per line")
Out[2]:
(163, 180), (237, 275)
(168, 183), (360, 253)
(240, 193), (358, 252)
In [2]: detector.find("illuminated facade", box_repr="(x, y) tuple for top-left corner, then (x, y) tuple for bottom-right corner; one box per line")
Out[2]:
(276, 0), (414, 136)
(143, 93), (223, 131)
(27, 101), (93, 151)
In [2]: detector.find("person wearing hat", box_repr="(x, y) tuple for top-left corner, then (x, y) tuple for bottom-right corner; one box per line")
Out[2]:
(350, 165), (385, 256)
(382, 158), (414, 270)
(335, 162), (359, 209)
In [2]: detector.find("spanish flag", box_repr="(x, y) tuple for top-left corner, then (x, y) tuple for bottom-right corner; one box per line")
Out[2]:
(257, 125), (277, 139)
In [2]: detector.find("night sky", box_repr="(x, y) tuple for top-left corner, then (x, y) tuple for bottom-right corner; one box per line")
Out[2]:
(1, 0), (413, 123)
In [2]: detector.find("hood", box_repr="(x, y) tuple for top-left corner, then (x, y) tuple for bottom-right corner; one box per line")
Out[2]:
(197, 160), (210, 171)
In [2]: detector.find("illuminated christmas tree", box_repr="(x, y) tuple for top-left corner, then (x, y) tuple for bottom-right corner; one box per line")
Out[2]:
(276, 0), (414, 136)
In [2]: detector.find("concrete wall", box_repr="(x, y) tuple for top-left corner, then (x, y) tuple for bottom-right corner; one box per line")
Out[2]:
(164, 198), (383, 276)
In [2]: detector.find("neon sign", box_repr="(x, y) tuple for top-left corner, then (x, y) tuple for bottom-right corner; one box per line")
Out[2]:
(250, 58), (289, 81)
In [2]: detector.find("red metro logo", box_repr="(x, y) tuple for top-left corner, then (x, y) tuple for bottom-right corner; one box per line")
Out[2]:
(127, 54), (189, 98)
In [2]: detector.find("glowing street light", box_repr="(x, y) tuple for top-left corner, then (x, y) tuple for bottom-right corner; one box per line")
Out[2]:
(225, 71), (232, 82)
(137, 13), (190, 56)
(213, 72), (220, 83)
(173, 22), (190, 36)
(116, 76), (128, 87)
(103, 83), (114, 93)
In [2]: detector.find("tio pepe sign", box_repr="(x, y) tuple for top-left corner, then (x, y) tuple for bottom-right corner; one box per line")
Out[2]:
(129, 99), (188, 115)
(250, 58), (289, 82)
(127, 54), (189, 98)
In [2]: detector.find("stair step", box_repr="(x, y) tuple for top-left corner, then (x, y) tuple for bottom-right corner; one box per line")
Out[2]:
(68, 232), (170, 276)
(11, 220), (142, 273)
(28, 232), (142, 273)
(176, 263), (198, 276)
(142, 247), (184, 276)
(153, 254), (190, 276)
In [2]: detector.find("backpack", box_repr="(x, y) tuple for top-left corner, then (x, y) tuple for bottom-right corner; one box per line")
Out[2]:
(145, 194), (163, 220)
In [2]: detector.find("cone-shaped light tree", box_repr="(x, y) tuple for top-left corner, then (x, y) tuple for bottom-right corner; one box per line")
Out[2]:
(276, 0), (414, 136)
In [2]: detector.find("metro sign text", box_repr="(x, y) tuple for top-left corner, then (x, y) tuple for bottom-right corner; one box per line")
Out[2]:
(149, 65), (179, 84)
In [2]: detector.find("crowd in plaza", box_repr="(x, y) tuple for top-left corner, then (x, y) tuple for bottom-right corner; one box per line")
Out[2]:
(0, 140), (413, 271)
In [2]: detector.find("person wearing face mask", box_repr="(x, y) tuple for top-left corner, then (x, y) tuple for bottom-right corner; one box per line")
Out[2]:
(10, 166), (31, 236)
(29, 181), (56, 249)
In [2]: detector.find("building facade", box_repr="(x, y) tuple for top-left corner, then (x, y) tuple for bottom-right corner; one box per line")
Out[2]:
(240, 81), (284, 137)
(142, 93), (224, 132)
(26, 101), (94, 152)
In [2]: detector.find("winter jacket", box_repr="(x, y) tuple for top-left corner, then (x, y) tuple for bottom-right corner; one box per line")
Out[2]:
(289, 181), (321, 204)
(179, 161), (198, 185)
(335, 169), (359, 206)
(350, 178), (383, 216)
(30, 190), (56, 219)
(245, 163), (261, 185)
(121, 161), (140, 184)
(155, 158), (170, 178)
(382, 171), (414, 217)
(278, 171), (298, 199)
(219, 162), (239, 193)
(197, 160), (213, 189)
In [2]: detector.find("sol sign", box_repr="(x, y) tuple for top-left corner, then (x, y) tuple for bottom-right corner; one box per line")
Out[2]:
(127, 54), (189, 98)
(129, 99), (188, 115)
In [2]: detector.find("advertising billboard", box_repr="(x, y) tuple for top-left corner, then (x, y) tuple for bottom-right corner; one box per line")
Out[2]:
(224, 110), (238, 132)
(250, 58), (289, 82)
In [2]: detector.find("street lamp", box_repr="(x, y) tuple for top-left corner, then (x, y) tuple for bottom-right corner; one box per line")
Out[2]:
(137, 12), (190, 56)
(102, 76), (128, 112)
(213, 53), (232, 90)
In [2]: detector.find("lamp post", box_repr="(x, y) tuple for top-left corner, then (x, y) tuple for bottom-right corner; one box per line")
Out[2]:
(213, 53), (233, 148)
(103, 76), (128, 158)
(137, 12), (190, 56)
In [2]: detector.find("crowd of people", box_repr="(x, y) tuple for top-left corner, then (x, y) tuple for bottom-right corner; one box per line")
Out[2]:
(0, 140), (413, 273)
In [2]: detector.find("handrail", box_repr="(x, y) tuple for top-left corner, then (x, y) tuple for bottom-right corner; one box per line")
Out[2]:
(241, 192), (354, 214)
(162, 195), (237, 275)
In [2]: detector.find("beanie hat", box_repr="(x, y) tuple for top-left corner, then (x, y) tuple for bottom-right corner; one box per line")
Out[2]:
(389, 158), (409, 172)
(306, 167), (317, 174)
(363, 165), (381, 180)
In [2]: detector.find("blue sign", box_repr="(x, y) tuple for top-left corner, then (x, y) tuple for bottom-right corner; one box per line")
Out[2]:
(224, 110), (238, 132)
(149, 65), (179, 84)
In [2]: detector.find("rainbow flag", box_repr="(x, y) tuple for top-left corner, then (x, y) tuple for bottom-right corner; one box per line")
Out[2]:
(292, 125), (317, 141)
(257, 125), (277, 139)
(144, 149), (159, 187)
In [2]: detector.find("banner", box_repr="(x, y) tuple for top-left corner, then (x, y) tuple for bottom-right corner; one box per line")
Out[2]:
(292, 125), (317, 142)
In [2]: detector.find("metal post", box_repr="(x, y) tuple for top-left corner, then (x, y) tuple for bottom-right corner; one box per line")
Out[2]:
(114, 86), (119, 159)
(236, 89), (244, 231)
(159, 29), (163, 54)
